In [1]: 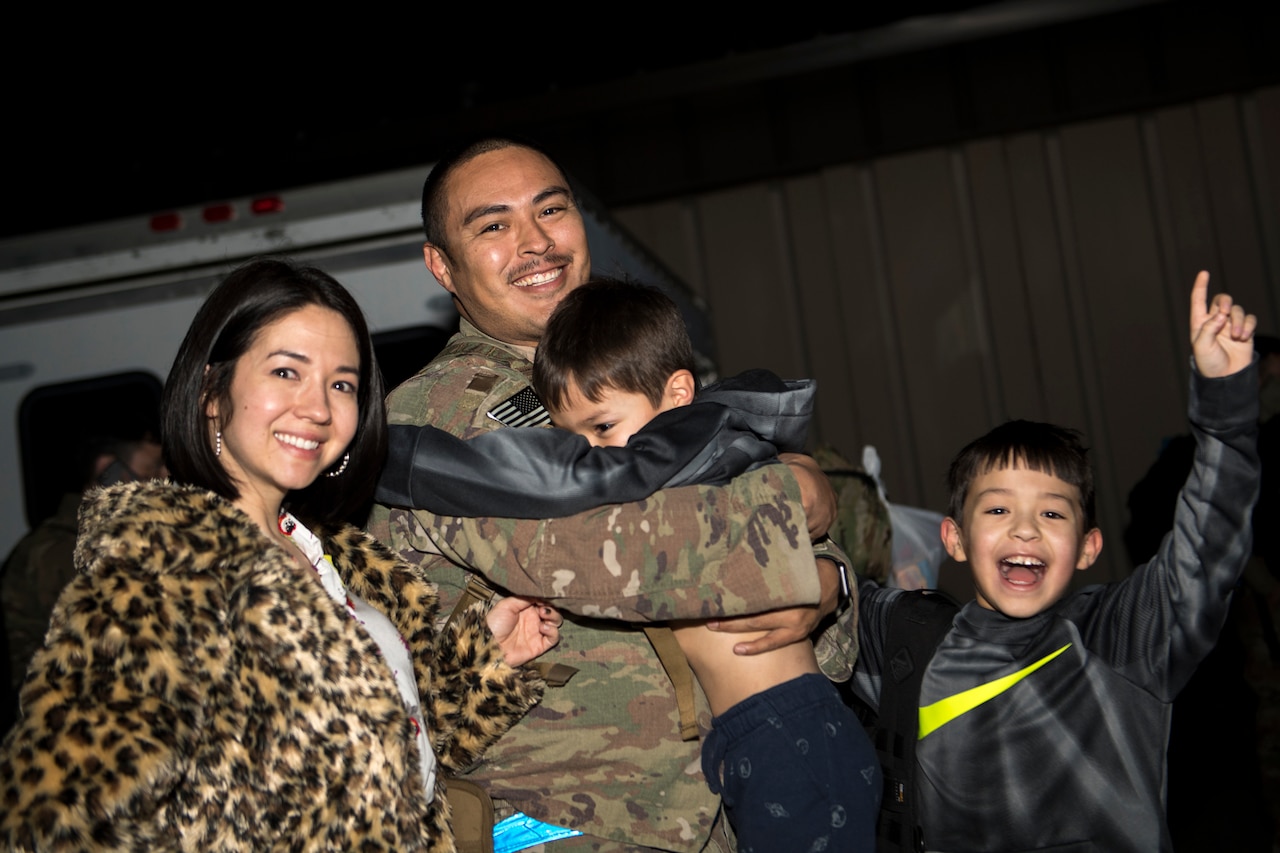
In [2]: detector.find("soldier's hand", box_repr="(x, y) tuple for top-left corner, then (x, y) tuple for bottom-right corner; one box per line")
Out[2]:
(707, 604), (820, 655)
(488, 596), (562, 666)
(780, 453), (836, 538)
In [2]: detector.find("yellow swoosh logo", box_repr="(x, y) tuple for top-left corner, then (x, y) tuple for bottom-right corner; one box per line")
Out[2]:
(917, 643), (1072, 739)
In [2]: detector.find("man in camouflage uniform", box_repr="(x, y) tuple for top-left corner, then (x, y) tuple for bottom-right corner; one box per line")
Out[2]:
(2, 437), (165, 689)
(367, 139), (846, 851)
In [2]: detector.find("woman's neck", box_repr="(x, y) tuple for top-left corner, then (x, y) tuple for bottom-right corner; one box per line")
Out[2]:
(232, 488), (288, 544)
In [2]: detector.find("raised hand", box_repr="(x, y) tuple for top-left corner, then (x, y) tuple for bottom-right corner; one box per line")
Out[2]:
(487, 595), (562, 666)
(1190, 271), (1257, 379)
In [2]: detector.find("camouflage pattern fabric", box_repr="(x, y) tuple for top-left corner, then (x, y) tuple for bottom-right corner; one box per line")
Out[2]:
(808, 445), (893, 682)
(814, 589), (861, 683)
(809, 444), (893, 585)
(368, 320), (821, 852)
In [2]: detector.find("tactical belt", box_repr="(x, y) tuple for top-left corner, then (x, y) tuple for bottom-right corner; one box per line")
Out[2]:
(443, 778), (495, 853)
(644, 625), (701, 741)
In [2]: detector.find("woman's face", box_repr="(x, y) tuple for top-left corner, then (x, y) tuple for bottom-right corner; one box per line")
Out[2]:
(208, 304), (360, 517)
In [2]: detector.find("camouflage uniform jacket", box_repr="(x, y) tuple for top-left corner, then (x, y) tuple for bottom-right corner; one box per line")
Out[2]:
(1, 492), (80, 690)
(1, 481), (544, 853)
(368, 320), (821, 852)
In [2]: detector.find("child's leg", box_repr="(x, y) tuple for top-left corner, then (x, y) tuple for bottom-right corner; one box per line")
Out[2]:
(701, 673), (881, 853)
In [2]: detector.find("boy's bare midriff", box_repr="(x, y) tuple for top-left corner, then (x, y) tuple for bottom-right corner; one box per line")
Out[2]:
(672, 621), (821, 716)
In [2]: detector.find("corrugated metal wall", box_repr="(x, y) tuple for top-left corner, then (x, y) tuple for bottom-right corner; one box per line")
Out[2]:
(616, 86), (1280, 581)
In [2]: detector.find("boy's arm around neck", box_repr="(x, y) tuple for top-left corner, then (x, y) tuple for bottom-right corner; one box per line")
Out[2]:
(370, 360), (821, 622)
(377, 403), (779, 518)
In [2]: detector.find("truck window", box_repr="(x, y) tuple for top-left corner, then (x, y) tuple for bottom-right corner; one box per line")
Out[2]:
(16, 372), (162, 528)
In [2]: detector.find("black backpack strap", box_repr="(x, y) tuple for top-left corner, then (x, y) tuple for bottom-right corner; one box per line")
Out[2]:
(875, 589), (959, 852)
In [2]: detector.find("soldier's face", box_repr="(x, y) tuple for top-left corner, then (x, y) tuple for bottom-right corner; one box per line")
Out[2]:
(424, 147), (591, 348)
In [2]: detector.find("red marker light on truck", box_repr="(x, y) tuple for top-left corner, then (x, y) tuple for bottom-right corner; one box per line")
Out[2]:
(251, 196), (284, 215)
(202, 203), (235, 223)
(150, 212), (182, 232)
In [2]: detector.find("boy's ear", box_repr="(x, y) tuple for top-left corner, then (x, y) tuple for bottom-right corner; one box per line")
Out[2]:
(941, 517), (968, 563)
(663, 369), (696, 409)
(423, 244), (455, 294)
(1075, 527), (1104, 571)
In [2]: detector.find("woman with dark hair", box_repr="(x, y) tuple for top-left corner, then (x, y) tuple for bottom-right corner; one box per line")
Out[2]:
(0, 258), (559, 852)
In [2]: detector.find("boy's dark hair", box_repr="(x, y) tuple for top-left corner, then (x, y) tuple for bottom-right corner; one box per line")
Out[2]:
(421, 136), (570, 259)
(162, 258), (387, 525)
(533, 278), (696, 412)
(946, 420), (1096, 529)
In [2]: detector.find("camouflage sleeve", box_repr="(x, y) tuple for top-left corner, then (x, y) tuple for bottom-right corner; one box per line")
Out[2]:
(811, 444), (894, 584)
(383, 464), (820, 622)
(812, 535), (862, 680)
(819, 577), (900, 704)
(369, 346), (821, 621)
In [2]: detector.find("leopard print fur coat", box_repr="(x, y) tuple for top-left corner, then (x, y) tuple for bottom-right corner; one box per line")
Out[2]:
(0, 480), (544, 852)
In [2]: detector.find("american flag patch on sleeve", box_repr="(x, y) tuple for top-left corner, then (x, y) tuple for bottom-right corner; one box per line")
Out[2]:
(486, 387), (551, 428)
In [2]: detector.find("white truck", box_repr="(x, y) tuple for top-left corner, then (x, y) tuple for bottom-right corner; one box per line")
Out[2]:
(0, 164), (707, 556)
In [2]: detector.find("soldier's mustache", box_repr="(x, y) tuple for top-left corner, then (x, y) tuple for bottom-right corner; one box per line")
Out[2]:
(507, 254), (573, 284)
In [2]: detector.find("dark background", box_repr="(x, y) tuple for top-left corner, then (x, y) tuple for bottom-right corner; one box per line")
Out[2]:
(6, 0), (1277, 240)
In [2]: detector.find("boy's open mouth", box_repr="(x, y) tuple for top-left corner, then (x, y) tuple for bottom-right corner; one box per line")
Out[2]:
(1000, 556), (1046, 586)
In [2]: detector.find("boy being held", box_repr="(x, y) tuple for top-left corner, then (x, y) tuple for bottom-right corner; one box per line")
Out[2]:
(823, 272), (1260, 852)
(379, 280), (881, 852)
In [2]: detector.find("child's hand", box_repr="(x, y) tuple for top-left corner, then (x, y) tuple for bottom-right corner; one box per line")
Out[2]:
(1191, 271), (1257, 378)
(487, 596), (562, 667)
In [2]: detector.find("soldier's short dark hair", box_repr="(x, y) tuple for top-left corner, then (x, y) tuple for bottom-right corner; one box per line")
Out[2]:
(534, 278), (696, 413)
(162, 258), (387, 525)
(421, 136), (570, 258)
(946, 420), (1096, 529)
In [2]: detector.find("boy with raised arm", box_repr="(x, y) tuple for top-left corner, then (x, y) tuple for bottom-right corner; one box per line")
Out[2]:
(379, 279), (880, 852)
(819, 272), (1260, 851)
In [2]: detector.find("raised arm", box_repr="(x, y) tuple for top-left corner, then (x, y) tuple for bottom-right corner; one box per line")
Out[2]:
(1070, 271), (1260, 696)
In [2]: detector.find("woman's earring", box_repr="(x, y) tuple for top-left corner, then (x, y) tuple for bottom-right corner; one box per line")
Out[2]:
(326, 452), (350, 478)
(215, 431), (222, 458)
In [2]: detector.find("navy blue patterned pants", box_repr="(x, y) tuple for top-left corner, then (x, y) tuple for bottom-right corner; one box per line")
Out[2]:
(702, 673), (881, 853)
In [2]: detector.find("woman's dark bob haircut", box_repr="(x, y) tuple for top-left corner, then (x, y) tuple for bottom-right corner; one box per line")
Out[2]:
(162, 258), (387, 525)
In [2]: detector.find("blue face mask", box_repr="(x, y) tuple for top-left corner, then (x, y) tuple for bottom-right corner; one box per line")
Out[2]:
(492, 812), (583, 853)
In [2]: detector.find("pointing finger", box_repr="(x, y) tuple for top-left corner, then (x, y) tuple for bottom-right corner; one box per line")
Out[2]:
(1189, 270), (1211, 333)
